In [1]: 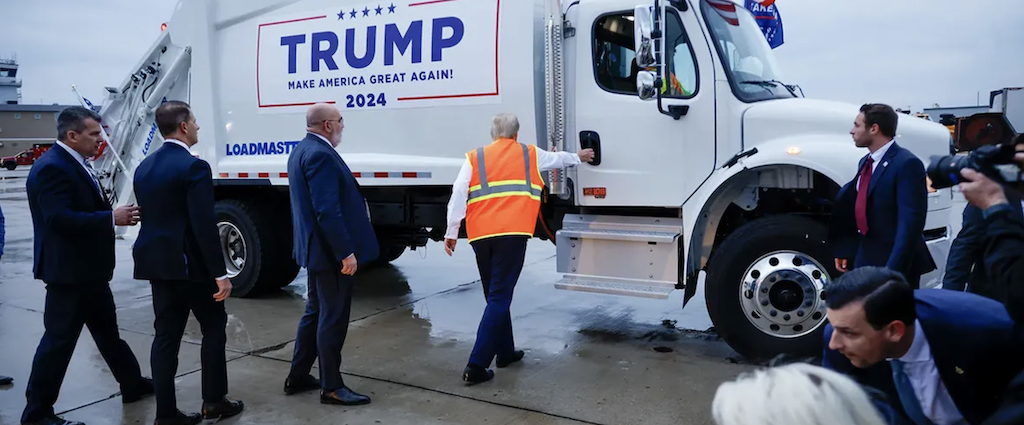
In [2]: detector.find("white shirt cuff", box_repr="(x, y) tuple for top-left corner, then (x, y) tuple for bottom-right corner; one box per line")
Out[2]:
(216, 274), (229, 281)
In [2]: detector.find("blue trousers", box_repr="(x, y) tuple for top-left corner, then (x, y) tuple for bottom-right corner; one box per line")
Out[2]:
(289, 269), (353, 391)
(468, 236), (528, 368)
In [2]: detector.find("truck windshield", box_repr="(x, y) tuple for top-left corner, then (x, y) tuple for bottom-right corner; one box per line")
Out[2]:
(700, 0), (793, 102)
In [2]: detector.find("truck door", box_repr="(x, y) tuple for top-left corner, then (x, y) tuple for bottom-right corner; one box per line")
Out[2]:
(571, 3), (715, 207)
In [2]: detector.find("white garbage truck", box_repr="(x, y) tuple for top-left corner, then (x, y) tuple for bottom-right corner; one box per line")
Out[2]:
(83, 0), (953, 358)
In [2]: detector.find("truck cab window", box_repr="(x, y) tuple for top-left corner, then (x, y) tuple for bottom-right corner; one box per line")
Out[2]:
(592, 10), (698, 98)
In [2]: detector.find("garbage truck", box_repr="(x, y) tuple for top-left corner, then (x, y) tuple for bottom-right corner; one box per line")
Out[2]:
(83, 0), (953, 358)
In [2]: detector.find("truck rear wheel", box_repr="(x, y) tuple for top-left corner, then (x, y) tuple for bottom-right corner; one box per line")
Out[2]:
(215, 199), (299, 297)
(372, 245), (406, 266)
(705, 215), (835, 360)
(5, 162), (15, 171)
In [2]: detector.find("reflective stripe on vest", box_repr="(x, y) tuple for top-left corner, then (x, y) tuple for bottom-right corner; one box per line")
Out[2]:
(467, 143), (542, 204)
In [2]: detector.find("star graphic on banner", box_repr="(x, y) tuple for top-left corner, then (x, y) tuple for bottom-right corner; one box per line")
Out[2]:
(388, 3), (396, 13)
(375, 4), (383, 15)
(350, 9), (357, 18)
(362, 6), (370, 17)
(337, 9), (345, 19)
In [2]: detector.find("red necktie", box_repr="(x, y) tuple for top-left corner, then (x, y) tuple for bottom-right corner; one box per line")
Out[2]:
(855, 156), (874, 235)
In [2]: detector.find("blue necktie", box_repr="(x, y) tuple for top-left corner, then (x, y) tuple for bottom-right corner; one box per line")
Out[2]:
(891, 360), (935, 425)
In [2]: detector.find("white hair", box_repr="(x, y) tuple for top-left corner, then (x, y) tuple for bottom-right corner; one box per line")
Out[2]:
(490, 113), (520, 140)
(712, 363), (886, 425)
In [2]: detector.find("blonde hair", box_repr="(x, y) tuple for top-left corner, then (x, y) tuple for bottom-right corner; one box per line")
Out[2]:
(490, 113), (520, 140)
(712, 363), (886, 425)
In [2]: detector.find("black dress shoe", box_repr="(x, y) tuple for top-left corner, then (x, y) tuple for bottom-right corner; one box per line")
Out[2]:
(201, 397), (244, 420)
(22, 414), (85, 425)
(320, 387), (371, 405)
(122, 377), (155, 403)
(462, 364), (494, 384)
(284, 374), (320, 395)
(153, 410), (202, 425)
(0, 375), (12, 385)
(496, 350), (525, 368)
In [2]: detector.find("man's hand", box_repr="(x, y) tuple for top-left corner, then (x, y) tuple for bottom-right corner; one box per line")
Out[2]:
(213, 278), (232, 301)
(444, 238), (457, 256)
(959, 168), (1009, 210)
(835, 258), (848, 273)
(113, 204), (141, 226)
(341, 254), (358, 276)
(577, 148), (595, 163)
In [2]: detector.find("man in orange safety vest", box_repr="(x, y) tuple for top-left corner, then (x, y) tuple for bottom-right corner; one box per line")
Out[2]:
(444, 113), (594, 384)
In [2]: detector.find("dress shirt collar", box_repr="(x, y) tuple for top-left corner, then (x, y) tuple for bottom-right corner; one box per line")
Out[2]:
(893, 319), (930, 363)
(308, 132), (335, 148)
(870, 139), (895, 164)
(55, 140), (88, 166)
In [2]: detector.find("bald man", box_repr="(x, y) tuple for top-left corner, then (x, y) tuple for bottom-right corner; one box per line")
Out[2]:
(283, 104), (379, 405)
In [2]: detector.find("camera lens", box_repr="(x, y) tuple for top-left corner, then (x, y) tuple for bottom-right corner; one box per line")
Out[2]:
(926, 155), (972, 189)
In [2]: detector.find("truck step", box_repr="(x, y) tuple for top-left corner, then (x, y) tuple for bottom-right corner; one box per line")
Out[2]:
(555, 214), (683, 293)
(554, 275), (675, 300)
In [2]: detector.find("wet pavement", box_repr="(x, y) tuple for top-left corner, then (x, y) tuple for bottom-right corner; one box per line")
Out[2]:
(0, 167), (760, 425)
(0, 167), (968, 425)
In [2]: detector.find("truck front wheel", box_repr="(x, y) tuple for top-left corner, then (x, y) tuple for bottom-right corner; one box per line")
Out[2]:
(215, 199), (298, 297)
(705, 215), (836, 360)
(5, 162), (16, 171)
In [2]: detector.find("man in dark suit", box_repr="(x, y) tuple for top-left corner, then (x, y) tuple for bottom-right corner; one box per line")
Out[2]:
(22, 106), (153, 425)
(133, 101), (244, 425)
(284, 103), (379, 405)
(829, 103), (936, 289)
(822, 266), (1024, 425)
(942, 192), (1024, 303)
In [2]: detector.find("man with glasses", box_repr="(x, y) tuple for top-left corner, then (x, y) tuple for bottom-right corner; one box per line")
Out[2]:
(283, 104), (379, 406)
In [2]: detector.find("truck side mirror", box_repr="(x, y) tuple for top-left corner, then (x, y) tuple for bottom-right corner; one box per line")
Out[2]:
(637, 71), (657, 100)
(633, 6), (656, 68)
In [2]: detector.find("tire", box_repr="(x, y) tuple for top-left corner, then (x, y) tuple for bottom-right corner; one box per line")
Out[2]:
(705, 215), (837, 360)
(214, 199), (297, 297)
(5, 163), (16, 171)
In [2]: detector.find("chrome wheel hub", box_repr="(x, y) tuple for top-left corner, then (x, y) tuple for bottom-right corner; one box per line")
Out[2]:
(739, 250), (830, 339)
(218, 221), (246, 278)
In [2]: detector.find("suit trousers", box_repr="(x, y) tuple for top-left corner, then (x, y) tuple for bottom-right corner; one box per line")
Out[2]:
(150, 280), (228, 419)
(22, 284), (144, 423)
(289, 269), (354, 391)
(468, 236), (528, 368)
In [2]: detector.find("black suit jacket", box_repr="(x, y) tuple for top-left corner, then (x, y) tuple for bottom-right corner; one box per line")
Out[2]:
(27, 145), (115, 285)
(132, 142), (226, 282)
(943, 193), (1023, 301)
(829, 142), (936, 277)
(823, 290), (1024, 425)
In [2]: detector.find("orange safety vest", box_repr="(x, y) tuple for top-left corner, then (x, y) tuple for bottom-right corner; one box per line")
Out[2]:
(465, 138), (545, 243)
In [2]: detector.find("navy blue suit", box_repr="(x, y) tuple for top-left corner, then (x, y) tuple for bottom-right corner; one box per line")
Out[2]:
(829, 142), (936, 288)
(133, 142), (229, 418)
(823, 290), (1024, 425)
(287, 133), (378, 390)
(943, 196), (1023, 302)
(22, 145), (146, 423)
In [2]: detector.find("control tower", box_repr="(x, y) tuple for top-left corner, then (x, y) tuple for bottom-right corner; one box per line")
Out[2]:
(0, 57), (23, 104)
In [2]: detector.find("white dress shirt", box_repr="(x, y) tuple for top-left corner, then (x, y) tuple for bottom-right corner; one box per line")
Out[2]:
(445, 144), (581, 240)
(889, 320), (967, 425)
(162, 139), (229, 281)
(55, 141), (116, 229)
(856, 139), (895, 189)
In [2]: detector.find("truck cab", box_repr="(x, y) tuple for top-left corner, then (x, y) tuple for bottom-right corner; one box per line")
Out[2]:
(545, 0), (953, 358)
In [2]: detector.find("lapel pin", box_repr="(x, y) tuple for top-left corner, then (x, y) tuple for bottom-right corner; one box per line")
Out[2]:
(955, 366), (964, 375)
(883, 161), (889, 167)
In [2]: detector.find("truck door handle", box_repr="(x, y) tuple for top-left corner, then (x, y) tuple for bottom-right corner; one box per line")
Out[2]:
(579, 131), (602, 166)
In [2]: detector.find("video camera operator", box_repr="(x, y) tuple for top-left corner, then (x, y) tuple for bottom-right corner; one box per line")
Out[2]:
(933, 134), (1024, 425)
(952, 134), (1024, 322)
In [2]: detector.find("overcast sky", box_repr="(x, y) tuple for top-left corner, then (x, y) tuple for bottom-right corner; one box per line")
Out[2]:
(1, 0), (1021, 111)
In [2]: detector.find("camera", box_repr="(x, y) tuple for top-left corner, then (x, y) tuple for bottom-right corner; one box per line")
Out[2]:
(927, 142), (1023, 190)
